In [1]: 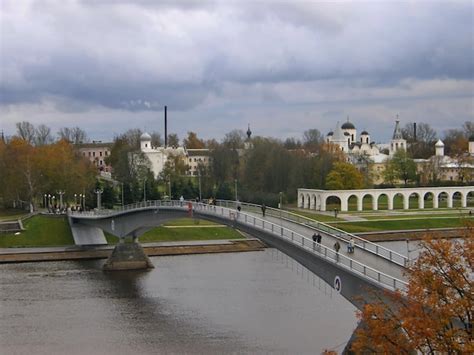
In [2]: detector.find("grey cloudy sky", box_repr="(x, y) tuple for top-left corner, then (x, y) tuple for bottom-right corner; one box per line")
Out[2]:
(1, 0), (473, 143)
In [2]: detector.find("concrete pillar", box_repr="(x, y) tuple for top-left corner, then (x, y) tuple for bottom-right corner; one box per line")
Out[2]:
(461, 193), (467, 208)
(403, 194), (409, 210)
(387, 195), (394, 210)
(433, 193), (439, 209)
(309, 194), (315, 209)
(357, 195), (363, 211)
(372, 195), (378, 211)
(320, 197), (327, 212)
(298, 194), (303, 208)
(418, 194), (424, 209)
(306, 195), (311, 209)
(341, 196), (349, 212)
(447, 193), (453, 208)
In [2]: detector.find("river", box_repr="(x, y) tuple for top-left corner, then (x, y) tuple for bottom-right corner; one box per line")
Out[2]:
(0, 249), (357, 354)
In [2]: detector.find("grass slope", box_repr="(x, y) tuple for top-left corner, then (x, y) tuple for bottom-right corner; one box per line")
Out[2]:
(329, 218), (472, 233)
(0, 215), (74, 247)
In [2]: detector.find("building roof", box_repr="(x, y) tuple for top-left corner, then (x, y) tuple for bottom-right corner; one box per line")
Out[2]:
(140, 132), (151, 141)
(76, 142), (113, 149)
(327, 131), (333, 136)
(341, 121), (355, 129)
(187, 148), (210, 157)
(392, 119), (403, 140)
(361, 130), (369, 135)
(435, 139), (444, 147)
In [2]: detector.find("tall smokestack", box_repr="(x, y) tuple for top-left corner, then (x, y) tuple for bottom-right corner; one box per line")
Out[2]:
(413, 122), (417, 142)
(164, 106), (168, 148)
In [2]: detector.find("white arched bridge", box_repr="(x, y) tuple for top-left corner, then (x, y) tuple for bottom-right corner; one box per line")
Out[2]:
(298, 186), (474, 212)
(69, 200), (408, 310)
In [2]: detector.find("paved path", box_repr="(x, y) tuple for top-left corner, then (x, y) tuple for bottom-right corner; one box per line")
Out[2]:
(242, 210), (406, 282)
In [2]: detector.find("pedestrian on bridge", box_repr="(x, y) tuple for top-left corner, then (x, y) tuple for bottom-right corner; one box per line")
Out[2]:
(347, 237), (355, 253)
(334, 241), (340, 261)
(261, 204), (266, 217)
(312, 233), (317, 250)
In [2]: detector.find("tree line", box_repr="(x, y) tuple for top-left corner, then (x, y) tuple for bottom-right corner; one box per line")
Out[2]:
(1, 120), (473, 210)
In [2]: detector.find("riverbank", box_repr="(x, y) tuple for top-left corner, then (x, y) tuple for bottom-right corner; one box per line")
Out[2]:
(0, 238), (266, 263)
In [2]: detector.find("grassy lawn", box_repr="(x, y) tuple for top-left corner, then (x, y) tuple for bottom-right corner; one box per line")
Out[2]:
(0, 215), (74, 247)
(285, 209), (340, 222)
(106, 225), (243, 244)
(162, 218), (219, 226)
(329, 218), (473, 233)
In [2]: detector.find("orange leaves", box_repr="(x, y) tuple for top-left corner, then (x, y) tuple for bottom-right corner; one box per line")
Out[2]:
(352, 231), (473, 353)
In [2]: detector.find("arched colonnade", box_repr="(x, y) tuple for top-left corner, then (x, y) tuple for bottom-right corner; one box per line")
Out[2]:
(297, 187), (474, 212)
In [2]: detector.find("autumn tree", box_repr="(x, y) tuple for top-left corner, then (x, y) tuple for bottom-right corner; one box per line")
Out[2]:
(16, 121), (36, 144)
(183, 131), (205, 149)
(58, 126), (88, 144)
(384, 149), (417, 186)
(35, 124), (53, 146)
(167, 133), (179, 147)
(352, 232), (473, 353)
(302, 128), (323, 152)
(402, 122), (437, 158)
(326, 161), (364, 190)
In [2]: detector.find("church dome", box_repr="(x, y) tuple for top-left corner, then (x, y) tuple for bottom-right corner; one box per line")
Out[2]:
(341, 121), (355, 129)
(327, 131), (333, 136)
(140, 132), (152, 141)
(361, 130), (369, 135)
(435, 139), (444, 147)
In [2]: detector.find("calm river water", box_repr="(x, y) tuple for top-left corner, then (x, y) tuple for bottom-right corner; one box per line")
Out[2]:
(0, 249), (357, 354)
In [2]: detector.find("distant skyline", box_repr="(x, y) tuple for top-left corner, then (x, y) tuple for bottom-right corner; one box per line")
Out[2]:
(1, 1), (473, 143)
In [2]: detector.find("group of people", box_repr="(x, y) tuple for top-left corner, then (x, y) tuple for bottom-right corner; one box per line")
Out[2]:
(312, 233), (356, 256)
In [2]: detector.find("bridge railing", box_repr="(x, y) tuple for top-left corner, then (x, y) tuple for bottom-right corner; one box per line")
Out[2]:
(195, 203), (408, 292)
(68, 200), (188, 217)
(215, 199), (408, 267)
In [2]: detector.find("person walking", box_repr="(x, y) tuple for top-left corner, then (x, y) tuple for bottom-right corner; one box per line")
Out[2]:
(312, 233), (317, 250)
(348, 237), (355, 253)
(317, 233), (322, 244)
(334, 241), (340, 261)
(261, 204), (266, 217)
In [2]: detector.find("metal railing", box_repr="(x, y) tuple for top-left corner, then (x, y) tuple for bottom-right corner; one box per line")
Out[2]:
(195, 203), (407, 292)
(68, 199), (408, 291)
(215, 199), (409, 267)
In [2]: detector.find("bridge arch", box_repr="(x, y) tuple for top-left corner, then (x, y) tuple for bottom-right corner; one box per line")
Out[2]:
(408, 192), (421, 209)
(423, 191), (434, 209)
(347, 194), (359, 211)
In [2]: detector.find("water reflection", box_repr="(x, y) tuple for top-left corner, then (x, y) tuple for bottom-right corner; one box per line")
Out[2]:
(0, 249), (357, 354)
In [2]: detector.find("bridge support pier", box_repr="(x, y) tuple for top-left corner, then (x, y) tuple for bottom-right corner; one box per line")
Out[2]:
(103, 242), (154, 271)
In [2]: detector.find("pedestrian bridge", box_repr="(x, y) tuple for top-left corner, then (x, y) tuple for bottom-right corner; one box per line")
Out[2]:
(298, 186), (474, 212)
(69, 200), (408, 310)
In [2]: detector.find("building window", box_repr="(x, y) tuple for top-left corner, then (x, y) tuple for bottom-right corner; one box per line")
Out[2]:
(105, 151), (108, 156)
(99, 160), (103, 165)
(145, 144), (148, 148)
(100, 151), (103, 157)
(93, 152), (96, 157)
(88, 152), (91, 157)
(82, 152), (85, 156)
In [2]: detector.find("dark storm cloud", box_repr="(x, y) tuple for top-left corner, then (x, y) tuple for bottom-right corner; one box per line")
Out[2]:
(0, 1), (473, 141)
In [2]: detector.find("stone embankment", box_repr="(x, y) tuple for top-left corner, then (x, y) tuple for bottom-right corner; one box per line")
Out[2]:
(0, 239), (265, 264)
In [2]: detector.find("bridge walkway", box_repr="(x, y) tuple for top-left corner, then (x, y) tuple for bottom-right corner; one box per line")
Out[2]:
(215, 200), (407, 283)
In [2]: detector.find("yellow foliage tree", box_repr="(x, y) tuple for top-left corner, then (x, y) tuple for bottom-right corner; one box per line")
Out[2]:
(352, 229), (473, 353)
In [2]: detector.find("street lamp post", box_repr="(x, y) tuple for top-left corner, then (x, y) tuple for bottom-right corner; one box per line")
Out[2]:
(56, 190), (65, 209)
(74, 193), (77, 206)
(198, 172), (202, 201)
(95, 189), (103, 210)
(168, 176), (171, 200)
(121, 182), (124, 207)
(234, 179), (238, 202)
(279, 192), (283, 224)
(43, 194), (47, 209)
(143, 179), (146, 202)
